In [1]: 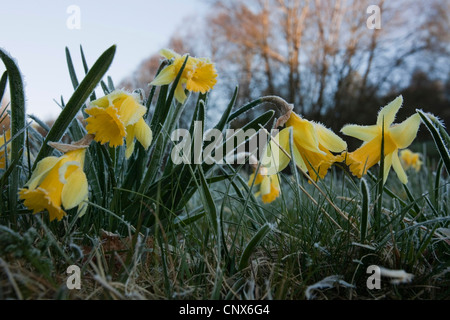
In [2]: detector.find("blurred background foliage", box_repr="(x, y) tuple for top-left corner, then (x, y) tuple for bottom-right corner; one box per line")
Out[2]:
(118, 0), (449, 151)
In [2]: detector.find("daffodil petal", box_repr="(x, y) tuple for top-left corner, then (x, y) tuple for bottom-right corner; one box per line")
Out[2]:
(61, 167), (88, 210)
(91, 90), (127, 109)
(341, 124), (379, 142)
(390, 113), (421, 149)
(160, 48), (179, 60)
(392, 151), (408, 184)
(261, 128), (291, 175)
(150, 65), (176, 86)
(125, 127), (135, 157)
(315, 122), (347, 152)
(287, 113), (322, 154)
(119, 96), (147, 126)
(26, 156), (60, 190)
(383, 152), (393, 184)
(260, 176), (271, 196)
(126, 124), (135, 147)
(174, 82), (187, 103)
(377, 95), (403, 128)
(125, 139), (135, 159)
(271, 174), (280, 190)
(77, 198), (89, 218)
(134, 118), (152, 150)
(58, 160), (81, 184)
(292, 144), (308, 172)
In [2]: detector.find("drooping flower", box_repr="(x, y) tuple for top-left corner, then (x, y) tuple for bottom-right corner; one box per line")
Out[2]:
(261, 112), (347, 181)
(248, 167), (281, 204)
(19, 142), (90, 222)
(85, 90), (152, 158)
(400, 149), (423, 172)
(0, 129), (11, 170)
(150, 49), (218, 103)
(340, 96), (421, 184)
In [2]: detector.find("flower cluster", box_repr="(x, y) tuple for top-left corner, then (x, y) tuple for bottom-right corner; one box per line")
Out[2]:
(20, 46), (422, 217)
(19, 48), (218, 222)
(253, 96), (422, 203)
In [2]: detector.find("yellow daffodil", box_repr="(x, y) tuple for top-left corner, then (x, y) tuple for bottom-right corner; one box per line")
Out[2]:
(248, 167), (281, 204)
(0, 129), (11, 170)
(150, 49), (218, 103)
(19, 146), (89, 222)
(400, 149), (423, 172)
(340, 96), (421, 184)
(85, 90), (152, 158)
(261, 112), (347, 181)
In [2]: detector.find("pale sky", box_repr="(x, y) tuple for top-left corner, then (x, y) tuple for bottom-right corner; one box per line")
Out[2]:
(0, 0), (206, 120)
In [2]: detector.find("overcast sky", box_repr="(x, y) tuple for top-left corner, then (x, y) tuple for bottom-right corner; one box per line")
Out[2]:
(0, 0), (205, 120)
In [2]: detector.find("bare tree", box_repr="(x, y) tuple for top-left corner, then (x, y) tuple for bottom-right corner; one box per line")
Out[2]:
(120, 0), (450, 131)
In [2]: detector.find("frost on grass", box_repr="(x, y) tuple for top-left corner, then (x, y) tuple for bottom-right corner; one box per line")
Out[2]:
(379, 267), (414, 285)
(305, 275), (355, 300)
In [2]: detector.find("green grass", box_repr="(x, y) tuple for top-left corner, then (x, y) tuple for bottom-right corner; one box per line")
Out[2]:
(0, 46), (449, 300)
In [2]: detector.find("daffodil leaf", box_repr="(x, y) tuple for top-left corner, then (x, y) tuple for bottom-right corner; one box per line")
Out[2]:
(150, 83), (169, 135)
(238, 223), (272, 270)
(27, 114), (50, 134)
(224, 163), (264, 220)
(138, 133), (164, 195)
(0, 71), (7, 105)
(33, 45), (116, 168)
(0, 48), (26, 221)
(107, 76), (115, 92)
(222, 110), (275, 162)
(100, 80), (110, 95)
(417, 109), (450, 175)
(434, 159), (444, 204)
(173, 207), (205, 227)
(146, 60), (168, 115)
(197, 165), (218, 235)
(403, 184), (421, 216)
(214, 86), (238, 131)
(165, 55), (189, 109)
(58, 98), (86, 143)
(80, 45), (97, 101)
(65, 47), (79, 90)
(0, 148), (23, 189)
(360, 178), (370, 243)
(228, 97), (265, 123)
(80, 45), (89, 74)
